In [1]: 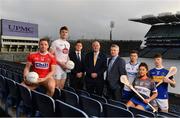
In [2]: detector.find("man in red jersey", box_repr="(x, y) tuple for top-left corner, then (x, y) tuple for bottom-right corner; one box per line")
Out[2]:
(22, 37), (56, 96)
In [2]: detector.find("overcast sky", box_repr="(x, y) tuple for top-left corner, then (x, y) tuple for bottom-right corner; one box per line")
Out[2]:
(1, 0), (180, 41)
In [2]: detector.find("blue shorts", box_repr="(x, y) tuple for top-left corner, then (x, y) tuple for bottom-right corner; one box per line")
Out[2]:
(122, 90), (134, 100)
(130, 97), (148, 110)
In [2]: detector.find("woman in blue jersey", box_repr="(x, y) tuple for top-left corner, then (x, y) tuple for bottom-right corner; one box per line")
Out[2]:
(127, 62), (158, 111)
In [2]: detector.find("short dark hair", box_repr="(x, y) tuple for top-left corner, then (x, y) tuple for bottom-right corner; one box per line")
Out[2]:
(75, 40), (83, 45)
(60, 26), (69, 32)
(154, 53), (162, 59)
(39, 37), (50, 45)
(130, 50), (138, 55)
(139, 62), (149, 71)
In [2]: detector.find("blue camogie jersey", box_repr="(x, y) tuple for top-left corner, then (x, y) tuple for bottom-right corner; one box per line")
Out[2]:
(149, 68), (172, 99)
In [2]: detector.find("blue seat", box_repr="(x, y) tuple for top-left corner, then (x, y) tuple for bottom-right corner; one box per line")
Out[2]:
(128, 107), (155, 117)
(32, 90), (55, 117)
(52, 88), (61, 100)
(79, 95), (103, 117)
(136, 114), (149, 118)
(158, 111), (179, 117)
(108, 99), (127, 109)
(5, 78), (21, 114)
(64, 86), (76, 93)
(17, 83), (35, 117)
(103, 103), (134, 117)
(1, 69), (6, 77)
(76, 89), (90, 97)
(61, 89), (79, 107)
(90, 94), (107, 103)
(6, 70), (13, 80)
(55, 100), (88, 117)
(0, 75), (8, 105)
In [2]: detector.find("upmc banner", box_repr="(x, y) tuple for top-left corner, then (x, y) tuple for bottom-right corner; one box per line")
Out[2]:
(2, 19), (38, 38)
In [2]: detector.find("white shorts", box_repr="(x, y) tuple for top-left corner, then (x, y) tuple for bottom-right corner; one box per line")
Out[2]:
(54, 65), (67, 80)
(151, 99), (169, 111)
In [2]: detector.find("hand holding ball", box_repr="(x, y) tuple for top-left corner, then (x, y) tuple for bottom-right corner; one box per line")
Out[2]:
(26, 72), (39, 84)
(66, 60), (75, 70)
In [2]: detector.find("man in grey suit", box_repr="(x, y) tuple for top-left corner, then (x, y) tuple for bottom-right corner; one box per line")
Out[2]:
(106, 44), (127, 101)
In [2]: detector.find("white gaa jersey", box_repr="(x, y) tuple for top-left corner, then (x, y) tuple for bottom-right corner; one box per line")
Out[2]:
(124, 62), (139, 91)
(50, 38), (70, 73)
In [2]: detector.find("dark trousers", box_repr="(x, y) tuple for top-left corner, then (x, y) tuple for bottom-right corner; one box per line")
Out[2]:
(70, 74), (84, 90)
(106, 86), (123, 101)
(85, 79), (104, 96)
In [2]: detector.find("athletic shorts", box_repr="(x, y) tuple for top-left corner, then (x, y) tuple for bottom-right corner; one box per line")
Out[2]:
(130, 97), (148, 110)
(122, 89), (134, 100)
(54, 65), (67, 80)
(151, 99), (169, 111)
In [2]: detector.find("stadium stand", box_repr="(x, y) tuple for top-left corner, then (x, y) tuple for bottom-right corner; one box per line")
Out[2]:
(130, 12), (180, 59)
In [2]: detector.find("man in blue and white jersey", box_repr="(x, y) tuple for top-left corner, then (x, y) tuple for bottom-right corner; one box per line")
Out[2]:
(122, 50), (140, 101)
(149, 53), (176, 112)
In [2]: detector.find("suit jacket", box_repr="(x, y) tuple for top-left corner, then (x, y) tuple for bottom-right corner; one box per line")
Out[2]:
(85, 51), (107, 82)
(69, 51), (85, 75)
(106, 56), (127, 90)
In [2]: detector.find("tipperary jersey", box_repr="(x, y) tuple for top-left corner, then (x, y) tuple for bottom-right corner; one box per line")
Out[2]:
(124, 62), (139, 91)
(27, 52), (56, 78)
(149, 68), (172, 99)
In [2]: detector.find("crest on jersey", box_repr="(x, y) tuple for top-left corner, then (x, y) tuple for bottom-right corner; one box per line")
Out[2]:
(62, 44), (69, 54)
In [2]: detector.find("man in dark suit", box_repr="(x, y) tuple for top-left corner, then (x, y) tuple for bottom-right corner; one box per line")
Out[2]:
(106, 44), (127, 101)
(69, 40), (85, 90)
(85, 40), (107, 96)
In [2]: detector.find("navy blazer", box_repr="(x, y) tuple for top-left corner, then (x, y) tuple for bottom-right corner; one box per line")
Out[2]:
(106, 56), (127, 90)
(85, 51), (107, 82)
(69, 51), (85, 75)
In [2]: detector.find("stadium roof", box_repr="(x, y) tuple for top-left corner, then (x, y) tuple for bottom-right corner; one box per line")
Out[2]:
(129, 12), (180, 25)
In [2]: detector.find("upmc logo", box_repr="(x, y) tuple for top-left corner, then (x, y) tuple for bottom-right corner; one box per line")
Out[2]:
(35, 62), (49, 69)
(2, 19), (38, 38)
(8, 24), (34, 33)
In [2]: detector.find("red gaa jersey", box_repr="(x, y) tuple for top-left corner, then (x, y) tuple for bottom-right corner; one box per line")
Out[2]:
(27, 52), (56, 78)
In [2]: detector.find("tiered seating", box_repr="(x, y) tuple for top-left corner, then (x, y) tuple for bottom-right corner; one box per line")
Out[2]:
(163, 48), (180, 59)
(143, 48), (167, 58)
(0, 60), (180, 117)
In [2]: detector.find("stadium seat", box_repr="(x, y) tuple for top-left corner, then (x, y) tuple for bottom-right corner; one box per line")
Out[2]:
(79, 95), (103, 117)
(5, 78), (21, 115)
(76, 89), (90, 97)
(60, 89), (79, 107)
(64, 86), (76, 93)
(0, 75), (8, 105)
(52, 88), (61, 100)
(103, 103), (134, 117)
(158, 111), (179, 117)
(55, 100), (88, 117)
(108, 99), (127, 109)
(128, 107), (155, 117)
(136, 114), (149, 118)
(13, 73), (22, 83)
(1, 69), (6, 77)
(17, 83), (35, 117)
(32, 90), (55, 117)
(6, 70), (13, 80)
(90, 94), (107, 103)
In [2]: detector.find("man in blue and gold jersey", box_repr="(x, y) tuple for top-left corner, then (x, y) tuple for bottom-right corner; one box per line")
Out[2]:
(149, 53), (176, 112)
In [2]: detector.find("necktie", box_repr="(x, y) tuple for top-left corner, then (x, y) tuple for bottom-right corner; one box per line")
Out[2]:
(93, 53), (97, 66)
(108, 58), (114, 72)
(77, 52), (81, 61)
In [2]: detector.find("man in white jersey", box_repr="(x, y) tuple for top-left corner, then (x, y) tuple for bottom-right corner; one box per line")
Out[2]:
(122, 50), (140, 101)
(50, 26), (70, 89)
